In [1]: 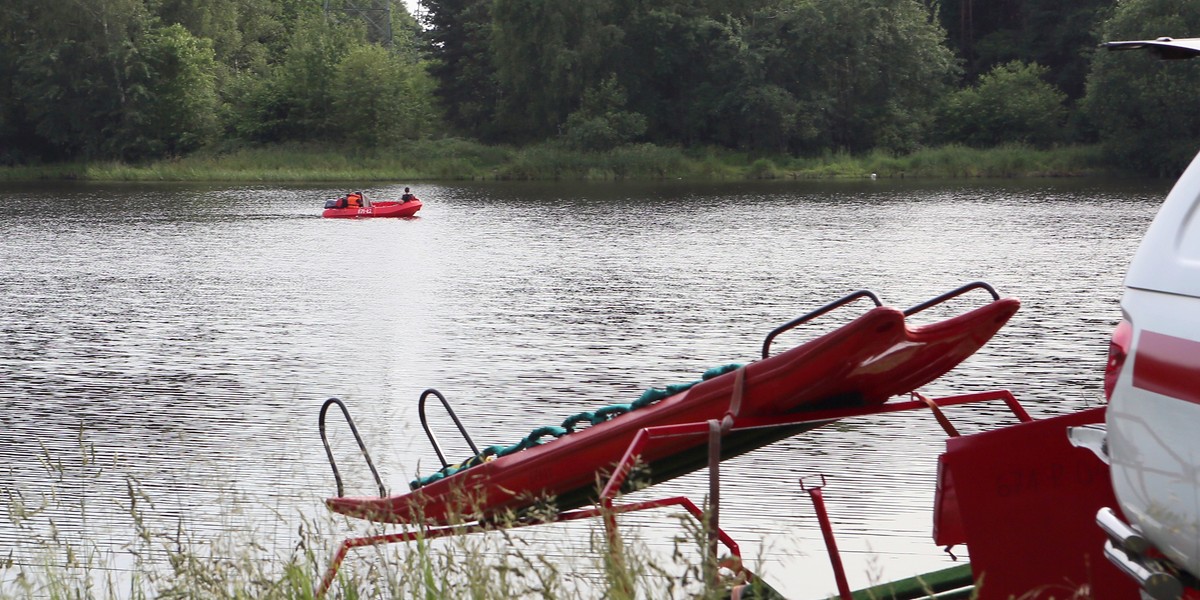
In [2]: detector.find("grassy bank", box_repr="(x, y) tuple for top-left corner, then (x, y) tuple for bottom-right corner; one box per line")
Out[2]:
(0, 140), (1107, 183)
(0, 435), (784, 600)
(1, 494), (787, 600)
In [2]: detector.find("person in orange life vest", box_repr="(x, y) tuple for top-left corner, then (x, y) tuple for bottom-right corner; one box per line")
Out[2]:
(346, 191), (365, 208)
(401, 187), (416, 202)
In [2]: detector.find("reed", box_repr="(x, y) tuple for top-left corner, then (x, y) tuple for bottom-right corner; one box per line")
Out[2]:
(0, 501), (742, 599)
(493, 143), (697, 180)
(0, 432), (759, 600)
(849, 144), (1106, 179)
(0, 142), (1106, 183)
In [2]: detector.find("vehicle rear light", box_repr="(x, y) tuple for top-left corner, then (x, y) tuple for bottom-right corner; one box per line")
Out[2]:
(1104, 319), (1132, 401)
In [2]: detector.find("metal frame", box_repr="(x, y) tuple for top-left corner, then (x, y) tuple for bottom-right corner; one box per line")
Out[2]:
(760, 281), (1000, 360)
(762, 290), (882, 359)
(315, 389), (1032, 597)
(319, 398), (386, 498)
(417, 388), (481, 470)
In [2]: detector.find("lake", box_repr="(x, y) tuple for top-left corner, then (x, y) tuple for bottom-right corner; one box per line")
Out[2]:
(0, 177), (1170, 598)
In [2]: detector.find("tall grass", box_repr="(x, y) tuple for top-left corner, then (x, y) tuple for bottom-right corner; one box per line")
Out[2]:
(873, 144), (1106, 178)
(0, 433), (771, 600)
(0, 141), (1106, 183)
(0, 496), (755, 599)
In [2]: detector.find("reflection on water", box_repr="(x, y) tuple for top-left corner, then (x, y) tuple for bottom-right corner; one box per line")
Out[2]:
(0, 178), (1167, 597)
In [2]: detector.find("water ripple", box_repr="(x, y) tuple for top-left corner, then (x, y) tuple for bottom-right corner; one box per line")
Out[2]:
(0, 178), (1166, 596)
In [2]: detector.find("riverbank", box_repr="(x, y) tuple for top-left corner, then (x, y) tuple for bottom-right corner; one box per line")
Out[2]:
(0, 140), (1109, 183)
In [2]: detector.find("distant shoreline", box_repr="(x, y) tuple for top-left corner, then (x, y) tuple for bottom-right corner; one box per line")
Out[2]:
(0, 140), (1117, 183)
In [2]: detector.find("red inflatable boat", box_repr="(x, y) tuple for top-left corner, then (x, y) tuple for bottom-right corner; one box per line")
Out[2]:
(322, 199), (422, 219)
(322, 283), (1019, 527)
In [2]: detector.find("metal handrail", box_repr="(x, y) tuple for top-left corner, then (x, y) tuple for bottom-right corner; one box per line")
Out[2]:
(319, 397), (386, 498)
(419, 388), (481, 469)
(761, 290), (883, 359)
(903, 281), (1000, 317)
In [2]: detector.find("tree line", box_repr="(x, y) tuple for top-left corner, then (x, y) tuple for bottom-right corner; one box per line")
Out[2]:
(2, 0), (1199, 175)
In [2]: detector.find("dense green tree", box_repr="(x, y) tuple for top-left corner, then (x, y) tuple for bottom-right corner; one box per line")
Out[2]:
(424, 0), (955, 153)
(722, 84), (803, 152)
(938, 0), (1110, 99)
(387, 3), (425, 61)
(829, 0), (959, 152)
(157, 0), (297, 76)
(738, 0), (957, 154)
(131, 23), (220, 157)
(223, 10), (436, 146)
(937, 61), (1066, 148)
(0, 4), (41, 163)
(4, 0), (162, 160)
(331, 44), (439, 145)
(616, 5), (747, 146)
(157, 0), (240, 64)
(490, 0), (627, 141)
(4, 0), (1194, 171)
(0, 0), (436, 161)
(718, 3), (824, 152)
(1082, 0), (1200, 175)
(561, 75), (647, 150)
(221, 71), (285, 143)
(245, 14), (359, 142)
(423, 0), (501, 138)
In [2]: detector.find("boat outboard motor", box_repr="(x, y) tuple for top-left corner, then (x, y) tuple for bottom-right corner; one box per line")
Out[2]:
(324, 199), (339, 209)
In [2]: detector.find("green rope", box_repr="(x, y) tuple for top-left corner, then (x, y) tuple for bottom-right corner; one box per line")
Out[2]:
(409, 363), (742, 490)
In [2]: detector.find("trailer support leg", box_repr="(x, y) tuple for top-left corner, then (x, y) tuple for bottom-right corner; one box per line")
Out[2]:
(802, 475), (852, 600)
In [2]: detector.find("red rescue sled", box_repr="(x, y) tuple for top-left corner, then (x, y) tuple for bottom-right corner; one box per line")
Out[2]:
(322, 283), (1020, 527)
(322, 199), (422, 219)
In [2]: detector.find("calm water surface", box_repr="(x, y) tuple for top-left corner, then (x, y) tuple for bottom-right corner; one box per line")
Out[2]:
(0, 178), (1169, 597)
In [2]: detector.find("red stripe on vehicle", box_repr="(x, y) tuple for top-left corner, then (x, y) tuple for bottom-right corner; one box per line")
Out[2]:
(1133, 330), (1200, 405)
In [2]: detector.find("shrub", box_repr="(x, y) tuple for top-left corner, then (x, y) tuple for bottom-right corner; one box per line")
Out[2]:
(560, 76), (647, 152)
(937, 61), (1068, 148)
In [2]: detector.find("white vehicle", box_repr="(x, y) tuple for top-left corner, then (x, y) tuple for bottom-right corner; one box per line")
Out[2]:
(1097, 36), (1200, 600)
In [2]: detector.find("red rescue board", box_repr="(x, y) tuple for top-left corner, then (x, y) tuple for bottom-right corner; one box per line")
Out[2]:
(328, 297), (1020, 526)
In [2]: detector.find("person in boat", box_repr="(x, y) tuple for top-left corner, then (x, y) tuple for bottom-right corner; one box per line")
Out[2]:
(401, 187), (416, 203)
(346, 191), (365, 208)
